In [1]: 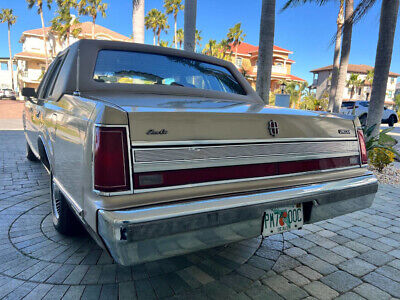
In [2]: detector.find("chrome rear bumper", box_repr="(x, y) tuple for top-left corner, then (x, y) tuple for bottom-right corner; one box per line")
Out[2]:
(98, 172), (378, 266)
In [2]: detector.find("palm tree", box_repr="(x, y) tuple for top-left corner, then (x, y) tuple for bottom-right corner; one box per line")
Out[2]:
(51, 0), (81, 47)
(0, 9), (17, 91)
(332, 0), (354, 112)
(194, 29), (202, 52)
(159, 40), (169, 47)
(203, 39), (216, 56)
(227, 23), (245, 63)
(256, 0), (275, 104)
(164, 0), (184, 49)
(132, 0), (145, 43)
(218, 39), (230, 59)
(27, 0), (53, 69)
(346, 73), (364, 99)
(78, 0), (107, 39)
(282, 0), (344, 110)
(183, 0), (196, 51)
(329, 0), (344, 110)
(145, 8), (169, 46)
(173, 28), (184, 49)
(366, 0), (399, 137)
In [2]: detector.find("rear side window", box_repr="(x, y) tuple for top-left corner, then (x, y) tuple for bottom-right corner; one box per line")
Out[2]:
(359, 102), (369, 108)
(42, 53), (67, 99)
(93, 50), (246, 95)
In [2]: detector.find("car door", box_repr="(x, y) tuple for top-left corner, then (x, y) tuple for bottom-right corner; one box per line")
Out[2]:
(24, 68), (52, 155)
(36, 54), (68, 171)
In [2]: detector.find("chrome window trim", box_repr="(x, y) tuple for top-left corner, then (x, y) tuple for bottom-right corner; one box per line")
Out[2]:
(132, 137), (358, 147)
(54, 177), (83, 216)
(133, 165), (365, 194)
(92, 124), (134, 196)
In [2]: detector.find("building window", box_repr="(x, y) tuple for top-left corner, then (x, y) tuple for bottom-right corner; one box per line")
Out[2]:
(1, 62), (8, 71)
(235, 57), (243, 68)
(388, 91), (393, 98)
(391, 77), (395, 84)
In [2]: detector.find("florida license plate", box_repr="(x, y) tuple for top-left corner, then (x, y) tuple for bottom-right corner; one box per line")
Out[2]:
(262, 204), (304, 237)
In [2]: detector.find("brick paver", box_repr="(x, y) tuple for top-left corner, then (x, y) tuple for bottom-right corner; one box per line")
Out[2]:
(0, 131), (400, 299)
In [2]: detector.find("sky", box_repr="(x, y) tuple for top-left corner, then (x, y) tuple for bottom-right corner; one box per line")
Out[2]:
(0, 0), (399, 84)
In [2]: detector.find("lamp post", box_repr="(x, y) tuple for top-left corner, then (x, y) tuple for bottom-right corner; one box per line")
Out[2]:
(280, 82), (286, 94)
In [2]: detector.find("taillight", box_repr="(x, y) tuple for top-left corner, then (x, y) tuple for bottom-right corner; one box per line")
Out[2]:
(357, 129), (368, 165)
(94, 126), (131, 193)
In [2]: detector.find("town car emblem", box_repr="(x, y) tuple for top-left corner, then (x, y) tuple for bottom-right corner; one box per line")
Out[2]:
(146, 129), (168, 135)
(268, 120), (279, 136)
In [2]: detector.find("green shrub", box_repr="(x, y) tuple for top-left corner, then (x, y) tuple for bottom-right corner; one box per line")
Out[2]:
(368, 148), (395, 172)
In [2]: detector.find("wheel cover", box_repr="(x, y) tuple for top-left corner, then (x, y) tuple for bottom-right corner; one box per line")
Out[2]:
(51, 180), (61, 221)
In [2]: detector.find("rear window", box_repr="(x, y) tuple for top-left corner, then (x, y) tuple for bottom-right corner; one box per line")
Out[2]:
(93, 50), (246, 95)
(341, 102), (354, 108)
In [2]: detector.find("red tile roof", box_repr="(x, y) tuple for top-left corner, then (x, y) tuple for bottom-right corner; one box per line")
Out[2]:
(311, 64), (400, 77)
(287, 74), (306, 82)
(14, 51), (47, 60)
(22, 22), (130, 41)
(229, 42), (292, 55)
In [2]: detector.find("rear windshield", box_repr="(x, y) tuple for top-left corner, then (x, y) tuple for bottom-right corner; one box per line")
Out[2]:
(93, 50), (246, 95)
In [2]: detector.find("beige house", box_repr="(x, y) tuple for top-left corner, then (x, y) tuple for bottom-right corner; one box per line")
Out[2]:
(311, 64), (399, 104)
(14, 22), (130, 94)
(228, 42), (306, 91)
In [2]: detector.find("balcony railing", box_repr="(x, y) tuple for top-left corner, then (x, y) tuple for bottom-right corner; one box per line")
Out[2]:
(271, 65), (287, 74)
(21, 69), (42, 82)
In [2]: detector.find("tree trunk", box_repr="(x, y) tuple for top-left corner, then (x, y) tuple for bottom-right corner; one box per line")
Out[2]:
(256, 0), (275, 104)
(366, 0), (399, 137)
(92, 17), (96, 39)
(132, 0), (145, 43)
(328, 0), (344, 111)
(40, 11), (49, 69)
(184, 0), (197, 51)
(174, 15), (177, 48)
(350, 87), (354, 99)
(8, 24), (14, 91)
(332, 0), (353, 113)
(153, 31), (156, 45)
(235, 43), (238, 66)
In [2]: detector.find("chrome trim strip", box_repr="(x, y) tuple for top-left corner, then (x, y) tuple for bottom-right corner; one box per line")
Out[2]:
(92, 124), (134, 196)
(132, 137), (358, 147)
(133, 140), (359, 172)
(133, 165), (364, 193)
(102, 173), (377, 224)
(133, 152), (360, 173)
(53, 177), (83, 216)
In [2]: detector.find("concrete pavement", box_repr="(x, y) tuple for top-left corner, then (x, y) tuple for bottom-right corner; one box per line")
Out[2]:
(0, 131), (399, 299)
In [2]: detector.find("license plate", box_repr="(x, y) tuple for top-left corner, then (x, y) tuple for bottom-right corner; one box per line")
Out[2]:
(262, 204), (304, 237)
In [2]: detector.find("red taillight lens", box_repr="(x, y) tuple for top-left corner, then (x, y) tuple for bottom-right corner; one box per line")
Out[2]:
(357, 129), (368, 165)
(94, 126), (131, 193)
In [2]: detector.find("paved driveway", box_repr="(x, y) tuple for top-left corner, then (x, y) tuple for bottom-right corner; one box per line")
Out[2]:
(1, 131), (400, 300)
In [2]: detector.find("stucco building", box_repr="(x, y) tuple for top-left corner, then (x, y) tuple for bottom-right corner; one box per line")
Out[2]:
(14, 22), (129, 95)
(311, 64), (399, 104)
(228, 42), (305, 91)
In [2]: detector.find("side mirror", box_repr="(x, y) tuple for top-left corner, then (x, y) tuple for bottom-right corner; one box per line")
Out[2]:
(22, 87), (37, 98)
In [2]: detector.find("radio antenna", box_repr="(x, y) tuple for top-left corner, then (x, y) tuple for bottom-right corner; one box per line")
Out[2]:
(73, 47), (80, 96)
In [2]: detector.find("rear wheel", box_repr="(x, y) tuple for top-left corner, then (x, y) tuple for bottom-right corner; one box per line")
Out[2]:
(26, 142), (38, 161)
(388, 115), (396, 127)
(51, 174), (82, 235)
(359, 114), (367, 127)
